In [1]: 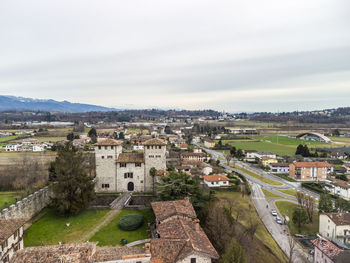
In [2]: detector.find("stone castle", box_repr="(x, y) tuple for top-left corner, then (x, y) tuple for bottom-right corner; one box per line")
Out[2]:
(94, 138), (167, 193)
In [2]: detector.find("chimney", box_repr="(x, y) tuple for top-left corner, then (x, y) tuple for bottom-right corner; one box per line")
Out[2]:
(145, 243), (151, 254)
(193, 219), (200, 231)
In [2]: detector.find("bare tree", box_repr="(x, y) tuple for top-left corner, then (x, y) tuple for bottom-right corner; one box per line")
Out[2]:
(287, 235), (296, 263)
(225, 154), (232, 165)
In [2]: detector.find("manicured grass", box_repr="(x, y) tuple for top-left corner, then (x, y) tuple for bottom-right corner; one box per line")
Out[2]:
(273, 173), (297, 182)
(235, 166), (283, 186)
(275, 201), (319, 235)
(262, 189), (283, 200)
(0, 193), (21, 209)
(217, 192), (287, 263)
(24, 209), (109, 246)
(0, 135), (18, 142)
(90, 209), (154, 246)
(278, 189), (297, 197)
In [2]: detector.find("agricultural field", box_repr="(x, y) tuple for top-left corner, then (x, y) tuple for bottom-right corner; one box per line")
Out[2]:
(24, 209), (109, 246)
(217, 192), (288, 263)
(275, 201), (319, 235)
(90, 209), (154, 246)
(218, 134), (346, 156)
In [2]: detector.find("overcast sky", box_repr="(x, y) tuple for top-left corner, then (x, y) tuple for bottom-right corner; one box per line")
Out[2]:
(1, 0), (350, 112)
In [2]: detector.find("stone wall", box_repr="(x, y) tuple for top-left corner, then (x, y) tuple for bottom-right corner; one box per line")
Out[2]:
(0, 187), (51, 219)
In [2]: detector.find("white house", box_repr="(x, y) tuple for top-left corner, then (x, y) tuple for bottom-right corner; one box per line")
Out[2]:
(203, 175), (230, 187)
(5, 144), (20, 152)
(0, 219), (25, 263)
(270, 163), (290, 174)
(324, 179), (350, 200)
(203, 139), (215, 148)
(32, 145), (45, 152)
(319, 213), (350, 245)
(181, 152), (210, 162)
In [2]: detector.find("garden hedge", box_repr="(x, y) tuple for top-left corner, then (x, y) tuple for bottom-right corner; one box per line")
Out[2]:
(118, 214), (144, 231)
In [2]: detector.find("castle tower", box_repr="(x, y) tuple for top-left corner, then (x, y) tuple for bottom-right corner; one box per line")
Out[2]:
(94, 139), (123, 192)
(143, 138), (167, 192)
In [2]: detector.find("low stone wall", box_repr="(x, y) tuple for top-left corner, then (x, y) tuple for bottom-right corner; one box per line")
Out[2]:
(124, 195), (155, 210)
(0, 187), (51, 219)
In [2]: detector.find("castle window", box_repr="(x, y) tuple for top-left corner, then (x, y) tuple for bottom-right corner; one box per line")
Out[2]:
(105, 146), (108, 150)
(101, 156), (105, 159)
(98, 146), (101, 150)
(191, 258), (196, 263)
(120, 163), (126, 167)
(111, 146), (114, 149)
(147, 146), (150, 149)
(124, 172), (133, 178)
(107, 155), (113, 159)
(135, 163), (141, 167)
(141, 180), (143, 183)
(102, 184), (110, 188)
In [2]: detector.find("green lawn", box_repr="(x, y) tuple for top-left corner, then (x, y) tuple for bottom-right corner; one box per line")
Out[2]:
(0, 193), (21, 209)
(277, 189), (297, 197)
(0, 135), (18, 142)
(235, 166), (283, 186)
(275, 201), (319, 235)
(90, 209), (154, 246)
(24, 209), (109, 246)
(262, 189), (283, 200)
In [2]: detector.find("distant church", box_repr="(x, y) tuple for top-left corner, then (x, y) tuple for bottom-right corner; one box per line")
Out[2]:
(94, 138), (167, 192)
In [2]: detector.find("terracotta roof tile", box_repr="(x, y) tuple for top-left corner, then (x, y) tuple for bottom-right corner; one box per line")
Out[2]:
(151, 199), (197, 222)
(143, 138), (167, 146)
(203, 174), (229, 182)
(10, 243), (97, 263)
(292, 162), (332, 168)
(116, 152), (144, 163)
(323, 213), (350, 225)
(0, 218), (26, 242)
(94, 139), (123, 146)
(311, 237), (343, 260)
(92, 246), (147, 262)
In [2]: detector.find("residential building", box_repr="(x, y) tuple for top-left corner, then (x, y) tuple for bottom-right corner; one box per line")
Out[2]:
(203, 174), (229, 187)
(324, 179), (350, 200)
(319, 213), (350, 245)
(0, 219), (25, 263)
(5, 144), (20, 152)
(269, 163), (290, 173)
(204, 138), (215, 148)
(289, 162), (333, 181)
(261, 156), (278, 167)
(331, 151), (347, 160)
(94, 138), (167, 193)
(311, 236), (350, 263)
(181, 152), (210, 162)
(243, 150), (258, 162)
(341, 163), (350, 173)
(151, 199), (219, 262)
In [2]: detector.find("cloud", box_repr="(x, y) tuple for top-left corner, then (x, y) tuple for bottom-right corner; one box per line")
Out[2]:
(0, 0), (349, 111)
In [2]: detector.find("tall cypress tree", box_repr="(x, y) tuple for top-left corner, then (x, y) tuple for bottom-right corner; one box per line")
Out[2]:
(50, 142), (95, 216)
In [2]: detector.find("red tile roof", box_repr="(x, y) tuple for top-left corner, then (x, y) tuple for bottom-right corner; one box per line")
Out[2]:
(151, 199), (197, 222)
(0, 218), (26, 242)
(94, 139), (123, 146)
(143, 138), (167, 146)
(323, 213), (350, 225)
(116, 152), (144, 163)
(292, 162), (332, 168)
(311, 237), (343, 260)
(203, 175), (229, 182)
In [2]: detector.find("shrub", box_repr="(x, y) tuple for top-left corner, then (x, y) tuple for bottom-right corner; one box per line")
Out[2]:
(118, 214), (144, 231)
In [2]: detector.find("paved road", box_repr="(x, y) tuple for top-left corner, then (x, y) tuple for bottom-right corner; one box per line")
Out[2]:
(197, 145), (314, 262)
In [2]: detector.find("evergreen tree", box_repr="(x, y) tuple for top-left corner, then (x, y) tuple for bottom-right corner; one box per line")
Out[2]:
(318, 193), (333, 213)
(66, 132), (74, 141)
(88, 128), (97, 138)
(150, 167), (157, 195)
(156, 171), (213, 212)
(230, 146), (237, 157)
(49, 142), (95, 216)
(220, 238), (247, 263)
(118, 132), (125, 139)
(292, 208), (308, 232)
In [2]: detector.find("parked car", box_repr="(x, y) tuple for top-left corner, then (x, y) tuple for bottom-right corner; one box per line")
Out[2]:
(271, 209), (277, 216)
(276, 217), (282, 225)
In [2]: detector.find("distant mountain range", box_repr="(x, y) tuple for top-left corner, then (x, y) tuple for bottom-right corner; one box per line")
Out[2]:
(0, 96), (117, 113)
